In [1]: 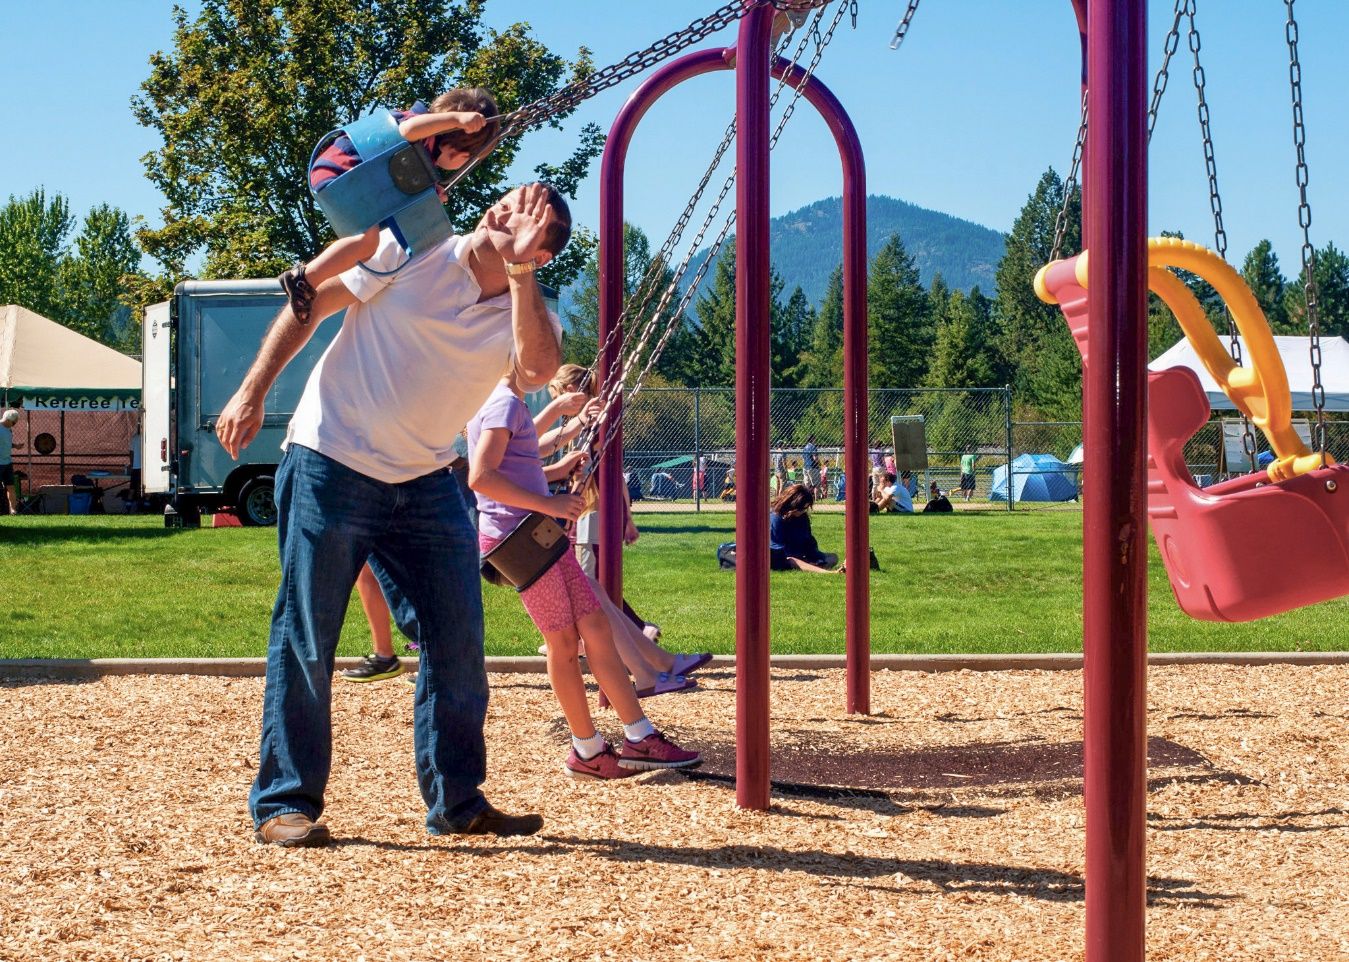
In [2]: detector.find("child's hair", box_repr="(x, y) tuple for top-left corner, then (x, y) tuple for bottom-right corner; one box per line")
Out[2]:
(772, 483), (815, 519)
(548, 363), (592, 398)
(884, 472), (897, 484)
(430, 87), (500, 157)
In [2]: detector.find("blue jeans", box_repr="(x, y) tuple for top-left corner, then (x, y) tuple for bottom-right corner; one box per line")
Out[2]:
(249, 445), (490, 833)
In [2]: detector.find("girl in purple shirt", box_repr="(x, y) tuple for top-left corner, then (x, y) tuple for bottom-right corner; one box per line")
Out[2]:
(467, 374), (701, 780)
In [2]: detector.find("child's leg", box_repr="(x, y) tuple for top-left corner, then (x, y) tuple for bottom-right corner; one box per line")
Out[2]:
(540, 626), (598, 740)
(305, 226), (381, 288)
(354, 562), (395, 659)
(586, 574), (670, 683)
(576, 609), (645, 726)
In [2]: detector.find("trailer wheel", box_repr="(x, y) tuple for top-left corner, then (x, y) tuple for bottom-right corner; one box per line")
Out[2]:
(237, 475), (277, 526)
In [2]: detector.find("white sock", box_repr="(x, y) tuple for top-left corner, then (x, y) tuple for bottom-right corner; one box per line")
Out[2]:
(623, 717), (656, 743)
(572, 732), (606, 760)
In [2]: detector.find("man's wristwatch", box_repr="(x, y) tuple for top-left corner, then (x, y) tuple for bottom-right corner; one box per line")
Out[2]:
(504, 259), (537, 276)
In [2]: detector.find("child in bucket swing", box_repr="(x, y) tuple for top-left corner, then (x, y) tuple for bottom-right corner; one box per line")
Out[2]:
(281, 87), (501, 323)
(466, 368), (703, 780)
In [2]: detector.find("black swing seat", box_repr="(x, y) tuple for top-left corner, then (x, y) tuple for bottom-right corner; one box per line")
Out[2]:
(481, 512), (570, 591)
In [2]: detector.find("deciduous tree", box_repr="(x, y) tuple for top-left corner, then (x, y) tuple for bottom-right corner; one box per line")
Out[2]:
(133, 0), (602, 287)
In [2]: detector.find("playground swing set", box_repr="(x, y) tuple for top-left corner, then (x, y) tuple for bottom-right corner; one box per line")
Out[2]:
(303, 2), (1328, 959)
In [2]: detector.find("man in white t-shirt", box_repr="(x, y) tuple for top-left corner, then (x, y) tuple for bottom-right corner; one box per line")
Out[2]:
(1, 409), (20, 515)
(216, 182), (569, 847)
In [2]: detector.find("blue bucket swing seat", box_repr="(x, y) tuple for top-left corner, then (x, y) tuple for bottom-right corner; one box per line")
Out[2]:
(310, 108), (452, 265)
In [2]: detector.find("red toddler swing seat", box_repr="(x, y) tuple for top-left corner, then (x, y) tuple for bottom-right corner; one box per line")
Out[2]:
(1036, 237), (1349, 622)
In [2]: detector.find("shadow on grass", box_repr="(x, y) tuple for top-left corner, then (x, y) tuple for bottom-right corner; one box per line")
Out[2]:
(544, 835), (1232, 906)
(0, 523), (176, 546)
(638, 523), (737, 536)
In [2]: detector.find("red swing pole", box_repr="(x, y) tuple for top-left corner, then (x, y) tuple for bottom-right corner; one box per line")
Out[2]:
(733, 1), (775, 811)
(1081, 0), (1150, 959)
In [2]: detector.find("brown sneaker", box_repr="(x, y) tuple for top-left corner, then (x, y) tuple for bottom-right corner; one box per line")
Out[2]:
(254, 812), (331, 847)
(457, 803), (543, 837)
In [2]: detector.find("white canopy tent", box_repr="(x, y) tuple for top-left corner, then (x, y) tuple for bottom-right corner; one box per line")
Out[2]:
(0, 304), (141, 408)
(1150, 334), (1349, 411)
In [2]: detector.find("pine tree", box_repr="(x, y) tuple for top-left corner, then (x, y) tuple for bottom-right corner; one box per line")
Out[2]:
(797, 265), (844, 388)
(0, 189), (73, 323)
(925, 290), (995, 388)
(1285, 242), (1349, 341)
(992, 169), (1082, 416)
(1240, 240), (1288, 332)
(772, 282), (814, 387)
(867, 234), (931, 388)
(691, 240), (739, 386)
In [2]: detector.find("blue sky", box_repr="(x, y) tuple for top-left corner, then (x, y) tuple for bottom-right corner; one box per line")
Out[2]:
(3, 1), (1348, 281)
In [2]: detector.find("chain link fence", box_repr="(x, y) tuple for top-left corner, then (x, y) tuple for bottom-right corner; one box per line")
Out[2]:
(620, 387), (1014, 510)
(619, 391), (1349, 512)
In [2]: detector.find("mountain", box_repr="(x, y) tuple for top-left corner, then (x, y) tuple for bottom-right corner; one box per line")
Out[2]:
(758, 195), (1005, 303)
(557, 194), (1005, 320)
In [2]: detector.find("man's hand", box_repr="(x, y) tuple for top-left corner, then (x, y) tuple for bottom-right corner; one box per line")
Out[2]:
(216, 390), (265, 460)
(484, 183), (558, 265)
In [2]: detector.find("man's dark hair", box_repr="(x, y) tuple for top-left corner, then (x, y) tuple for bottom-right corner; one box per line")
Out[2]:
(884, 472), (897, 484)
(538, 183), (572, 256)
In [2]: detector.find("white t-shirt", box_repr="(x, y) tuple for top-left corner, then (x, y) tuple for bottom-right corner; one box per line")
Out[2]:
(285, 231), (559, 484)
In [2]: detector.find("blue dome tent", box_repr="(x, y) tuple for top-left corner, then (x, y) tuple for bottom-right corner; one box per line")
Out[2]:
(990, 453), (1079, 503)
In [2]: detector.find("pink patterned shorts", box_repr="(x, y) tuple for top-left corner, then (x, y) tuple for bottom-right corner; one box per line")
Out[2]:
(479, 533), (601, 634)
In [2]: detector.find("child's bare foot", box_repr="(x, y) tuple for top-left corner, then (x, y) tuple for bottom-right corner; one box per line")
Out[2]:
(280, 262), (316, 325)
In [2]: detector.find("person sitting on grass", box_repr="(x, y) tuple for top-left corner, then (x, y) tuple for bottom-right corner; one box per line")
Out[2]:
(281, 87), (500, 323)
(923, 479), (954, 513)
(467, 369), (702, 780)
(870, 471), (913, 514)
(723, 483), (840, 573)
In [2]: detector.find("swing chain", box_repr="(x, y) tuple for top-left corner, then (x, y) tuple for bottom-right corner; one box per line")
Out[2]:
(1286, 0), (1326, 459)
(888, 0), (923, 51)
(1055, 0), (1182, 262)
(1186, 0), (1258, 470)
(476, 1), (831, 156)
(1050, 87), (1086, 265)
(1146, 0), (1186, 142)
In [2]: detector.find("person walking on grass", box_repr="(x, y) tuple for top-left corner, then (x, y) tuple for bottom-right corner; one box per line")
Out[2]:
(959, 445), (978, 502)
(216, 181), (571, 847)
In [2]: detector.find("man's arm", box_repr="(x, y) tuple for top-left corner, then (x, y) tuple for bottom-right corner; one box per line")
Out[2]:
(215, 277), (357, 459)
(508, 271), (562, 393)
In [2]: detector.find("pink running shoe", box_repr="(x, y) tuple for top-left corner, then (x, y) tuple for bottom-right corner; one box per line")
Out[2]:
(618, 731), (702, 771)
(564, 745), (637, 781)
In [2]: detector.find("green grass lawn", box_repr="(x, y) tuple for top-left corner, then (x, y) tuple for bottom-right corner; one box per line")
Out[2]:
(0, 512), (1343, 659)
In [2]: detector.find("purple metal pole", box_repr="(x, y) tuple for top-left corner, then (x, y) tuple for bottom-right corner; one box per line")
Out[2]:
(734, 3), (774, 811)
(1083, 2), (1149, 960)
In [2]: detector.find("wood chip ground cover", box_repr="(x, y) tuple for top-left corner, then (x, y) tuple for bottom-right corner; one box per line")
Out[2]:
(1, 665), (1345, 961)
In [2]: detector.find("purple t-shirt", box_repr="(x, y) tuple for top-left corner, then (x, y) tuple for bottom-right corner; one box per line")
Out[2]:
(465, 384), (551, 540)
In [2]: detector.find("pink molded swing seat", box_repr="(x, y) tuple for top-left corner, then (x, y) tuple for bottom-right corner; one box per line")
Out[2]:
(1040, 255), (1349, 622)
